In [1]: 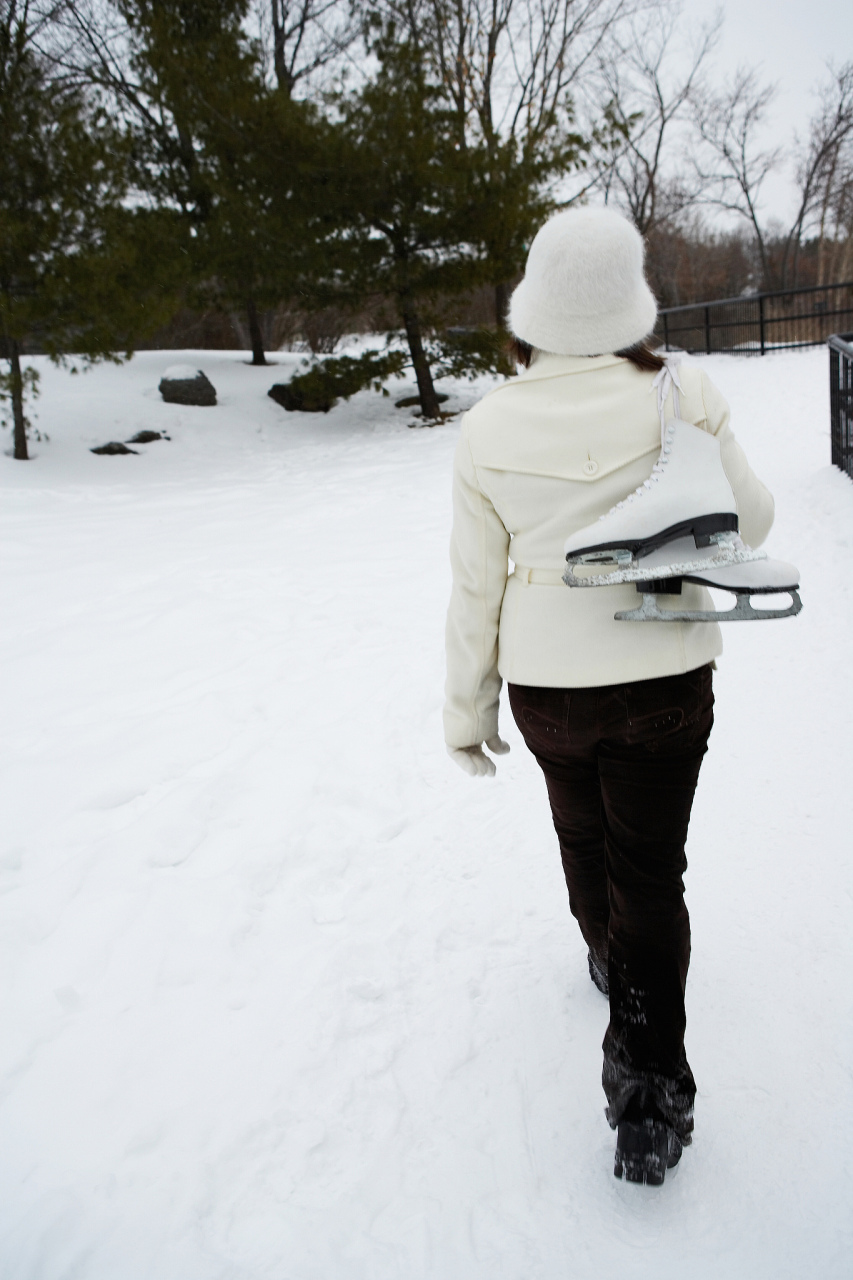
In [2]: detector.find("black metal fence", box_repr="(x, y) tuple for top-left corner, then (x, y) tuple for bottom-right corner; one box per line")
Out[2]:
(829, 333), (853, 480)
(657, 282), (853, 355)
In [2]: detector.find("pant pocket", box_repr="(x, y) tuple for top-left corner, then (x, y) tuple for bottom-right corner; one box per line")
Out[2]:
(508, 685), (570, 749)
(624, 668), (713, 754)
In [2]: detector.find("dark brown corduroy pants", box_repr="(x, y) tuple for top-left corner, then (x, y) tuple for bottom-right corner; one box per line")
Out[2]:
(508, 665), (714, 1141)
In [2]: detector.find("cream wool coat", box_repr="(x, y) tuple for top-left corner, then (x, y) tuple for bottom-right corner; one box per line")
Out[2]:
(443, 352), (775, 749)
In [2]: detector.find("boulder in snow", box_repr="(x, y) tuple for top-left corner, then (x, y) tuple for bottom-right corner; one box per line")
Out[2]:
(395, 393), (449, 409)
(268, 382), (336, 413)
(91, 442), (139, 455)
(158, 367), (217, 406)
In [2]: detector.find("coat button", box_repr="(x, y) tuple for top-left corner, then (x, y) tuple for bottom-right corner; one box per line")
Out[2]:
(583, 460), (599, 476)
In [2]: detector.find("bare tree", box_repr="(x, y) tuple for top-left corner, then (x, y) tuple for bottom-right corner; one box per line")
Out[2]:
(786, 61), (853, 287)
(426, 0), (622, 149)
(691, 67), (780, 287)
(43, 2), (192, 190)
(815, 136), (853, 284)
(2, 0), (67, 55)
(259, 0), (358, 96)
(377, 0), (628, 326)
(691, 61), (853, 290)
(585, 2), (720, 235)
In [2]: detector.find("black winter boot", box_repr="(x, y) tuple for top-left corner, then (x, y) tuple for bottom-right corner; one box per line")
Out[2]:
(614, 1093), (682, 1186)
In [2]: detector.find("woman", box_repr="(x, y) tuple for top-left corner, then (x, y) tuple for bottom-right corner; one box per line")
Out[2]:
(443, 207), (774, 1185)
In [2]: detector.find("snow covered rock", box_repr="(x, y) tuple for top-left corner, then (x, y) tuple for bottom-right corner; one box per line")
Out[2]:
(158, 367), (216, 406)
(90, 441), (139, 455)
(267, 381), (323, 412)
(395, 392), (449, 408)
(126, 430), (165, 443)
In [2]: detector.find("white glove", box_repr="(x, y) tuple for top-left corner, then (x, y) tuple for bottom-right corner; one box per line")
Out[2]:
(447, 735), (511, 778)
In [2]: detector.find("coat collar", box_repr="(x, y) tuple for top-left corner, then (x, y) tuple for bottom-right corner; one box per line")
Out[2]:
(515, 351), (626, 383)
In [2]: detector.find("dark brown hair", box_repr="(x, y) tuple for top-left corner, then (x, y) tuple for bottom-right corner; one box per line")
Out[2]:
(508, 336), (534, 367)
(614, 340), (666, 372)
(508, 336), (665, 373)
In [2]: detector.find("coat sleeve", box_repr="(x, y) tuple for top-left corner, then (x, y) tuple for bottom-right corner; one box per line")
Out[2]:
(697, 370), (775, 549)
(443, 423), (510, 749)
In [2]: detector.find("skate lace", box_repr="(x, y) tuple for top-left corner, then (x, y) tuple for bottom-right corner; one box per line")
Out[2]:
(597, 355), (684, 521)
(651, 355), (684, 439)
(599, 423), (676, 518)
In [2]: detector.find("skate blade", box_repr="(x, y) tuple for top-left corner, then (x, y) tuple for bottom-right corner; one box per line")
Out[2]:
(564, 543), (764, 588)
(615, 588), (802, 622)
(565, 513), (739, 567)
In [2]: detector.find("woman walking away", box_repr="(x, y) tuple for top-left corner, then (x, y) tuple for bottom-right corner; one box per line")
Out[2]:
(443, 207), (774, 1185)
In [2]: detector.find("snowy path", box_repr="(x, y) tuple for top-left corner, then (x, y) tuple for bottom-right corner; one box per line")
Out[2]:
(1, 349), (851, 1278)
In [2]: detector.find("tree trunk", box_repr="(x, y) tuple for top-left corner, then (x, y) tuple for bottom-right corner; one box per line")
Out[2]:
(493, 282), (515, 376)
(247, 298), (268, 366)
(401, 307), (441, 420)
(757, 235), (773, 291)
(271, 0), (286, 91)
(10, 339), (28, 461)
(494, 281), (510, 331)
(270, 0), (294, 95)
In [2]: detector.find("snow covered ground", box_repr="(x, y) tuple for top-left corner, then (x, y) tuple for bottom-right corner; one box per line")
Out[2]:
(1, 346), (851, 1279)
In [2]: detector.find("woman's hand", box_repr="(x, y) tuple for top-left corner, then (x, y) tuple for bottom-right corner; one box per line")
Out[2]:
(447, 735), (511, 777)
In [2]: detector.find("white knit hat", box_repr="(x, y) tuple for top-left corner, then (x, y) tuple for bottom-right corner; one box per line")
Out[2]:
(509, 207), (658, 356)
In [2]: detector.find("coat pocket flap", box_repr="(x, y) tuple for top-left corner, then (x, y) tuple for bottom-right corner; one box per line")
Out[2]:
(474, 441), (659, 482)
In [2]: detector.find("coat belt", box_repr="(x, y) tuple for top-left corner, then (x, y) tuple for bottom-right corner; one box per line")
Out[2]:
(513, 565), (567, 586)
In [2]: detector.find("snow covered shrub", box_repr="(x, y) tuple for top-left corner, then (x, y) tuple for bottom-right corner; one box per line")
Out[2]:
(268, 350), (407, 413)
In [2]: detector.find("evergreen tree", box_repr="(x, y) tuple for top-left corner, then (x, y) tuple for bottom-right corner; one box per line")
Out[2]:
(380, 0), (595, 331)
(193, 88), (333, 365)
(0, 1), (179, 460)
(116, 0), (330, 365)
(471, 132), (588, 335)
(331, 30), (487, 417)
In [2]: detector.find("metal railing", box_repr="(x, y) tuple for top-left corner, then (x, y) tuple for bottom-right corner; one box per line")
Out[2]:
(657, 282), (853, 355)
(829, 333), (853, 480)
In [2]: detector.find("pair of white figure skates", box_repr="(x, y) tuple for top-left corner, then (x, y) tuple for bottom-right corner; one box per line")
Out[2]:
(562, 366), (802, 623)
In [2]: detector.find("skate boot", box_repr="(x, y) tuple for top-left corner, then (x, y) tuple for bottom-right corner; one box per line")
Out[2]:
(615, 547), (802, 622)
(563, 420), (763, 587)
(614, 1094), (682, 1186)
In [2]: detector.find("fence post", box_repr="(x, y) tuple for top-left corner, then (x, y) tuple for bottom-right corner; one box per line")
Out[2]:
(759, 295), (766, 355)
(704, 306), (711, 355)
(828, 333), (853, 479)
(830, 345), (839, 468)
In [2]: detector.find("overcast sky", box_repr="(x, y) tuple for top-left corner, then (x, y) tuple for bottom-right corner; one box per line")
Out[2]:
(689, 0), (851, 223)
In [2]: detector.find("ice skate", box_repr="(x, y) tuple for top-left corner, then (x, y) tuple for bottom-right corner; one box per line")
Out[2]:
(615, 553), (802, 622)
(564, 418), (763, 586)
(564, 526), (766, 589)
